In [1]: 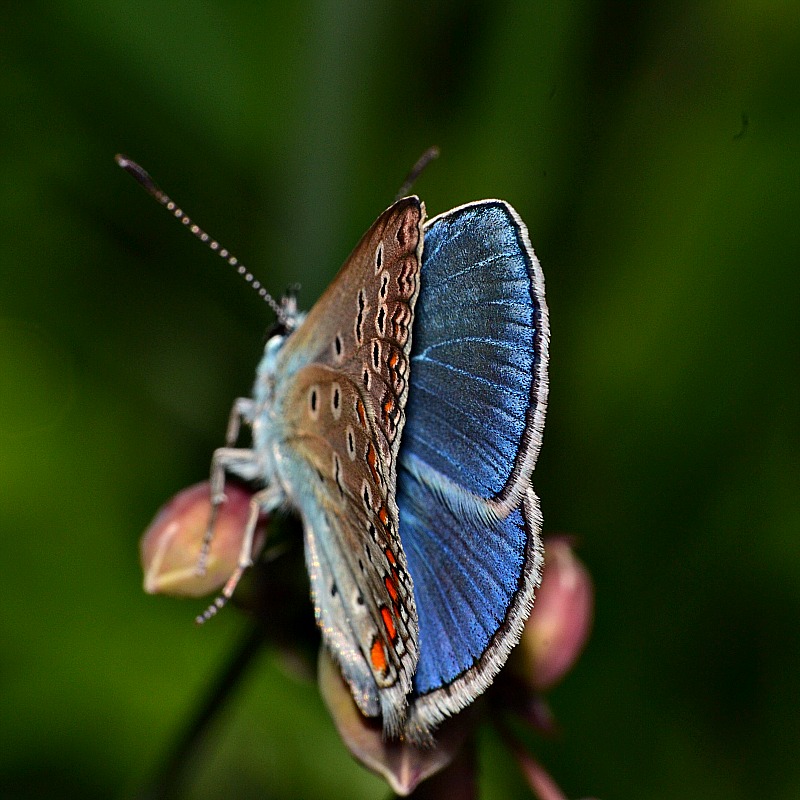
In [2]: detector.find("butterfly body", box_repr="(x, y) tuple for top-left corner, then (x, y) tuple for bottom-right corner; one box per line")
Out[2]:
(218, 196), (548, 742)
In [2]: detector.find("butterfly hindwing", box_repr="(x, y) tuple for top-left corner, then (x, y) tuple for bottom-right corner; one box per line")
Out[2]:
(279, 365), (418, 729)
(398, 461), (544, 738)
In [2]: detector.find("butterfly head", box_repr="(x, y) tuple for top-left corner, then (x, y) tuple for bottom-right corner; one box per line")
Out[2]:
(266, 292), (304, 337)
(280, 286), (302, 326)
(255, 300), (306, 405)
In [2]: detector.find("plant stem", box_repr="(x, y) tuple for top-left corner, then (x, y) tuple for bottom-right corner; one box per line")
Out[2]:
(135, 622), (266, 800)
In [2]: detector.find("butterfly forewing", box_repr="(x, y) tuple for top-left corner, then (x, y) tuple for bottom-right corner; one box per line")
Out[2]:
(272, 198), (424, 733)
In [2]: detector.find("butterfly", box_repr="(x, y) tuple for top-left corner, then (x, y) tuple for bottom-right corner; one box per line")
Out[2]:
(117, 156), (549, 743)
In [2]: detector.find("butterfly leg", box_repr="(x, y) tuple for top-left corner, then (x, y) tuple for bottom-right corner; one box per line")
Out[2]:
(225, 398), (255, 446)
(221, 483), (281, 596)
(194, 398), (258, 576)
(197, 446), (262, 575)
(196, 483), (282, 624)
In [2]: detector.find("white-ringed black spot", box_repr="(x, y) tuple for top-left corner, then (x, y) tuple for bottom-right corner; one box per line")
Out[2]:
(309, 387), (318, 416)
(363, 368), (370, 389)
(375, 242), (383, 271)
(372, 340), (380, 369)
(334, 334), (343, 358)
(379, 272), (389, 300)
(331, 583), (338, 597)
(333, 453), (344, 496)
(355, 289), (365, 343)
(358, 558), (364, 572)
(331, 383), (341, 418)
(356, 593), (364, 606)
(362, 481), (372, 509)
(346, 426), (356, 459)
(376, 305), (386, 335)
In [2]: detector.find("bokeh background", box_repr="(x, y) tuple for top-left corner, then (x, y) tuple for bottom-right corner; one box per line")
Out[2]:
(2, 2), (799, 798)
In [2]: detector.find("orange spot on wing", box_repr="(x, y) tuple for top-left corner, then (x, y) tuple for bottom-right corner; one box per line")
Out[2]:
(388, 351), (399, 369)
(380, 606), (397, 642)
(356, 398), (367, 428)
(384, 548), (396, 565)
(384, 575), (399, 602)
(378, 505), (389, 526)
(370, 638), (388, 674)
(366, 442), (381, 485)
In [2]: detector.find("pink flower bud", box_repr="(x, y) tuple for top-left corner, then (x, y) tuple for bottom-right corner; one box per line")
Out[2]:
(140, 481), (267, 598)
(318, 650), (474, 796)
(516, 538), (593, 692)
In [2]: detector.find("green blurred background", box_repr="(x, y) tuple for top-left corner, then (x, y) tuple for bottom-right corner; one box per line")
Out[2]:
(2, 2), (799, 798)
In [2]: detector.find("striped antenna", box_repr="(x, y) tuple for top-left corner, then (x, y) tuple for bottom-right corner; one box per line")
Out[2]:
(115, 155), (291, 327)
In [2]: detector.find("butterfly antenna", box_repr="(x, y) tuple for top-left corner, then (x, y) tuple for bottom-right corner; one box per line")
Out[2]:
(115, 155), (291, 327)
(395, 145), (440, 201)
(194, 567), (243, 625)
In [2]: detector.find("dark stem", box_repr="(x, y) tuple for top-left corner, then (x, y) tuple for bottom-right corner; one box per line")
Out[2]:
(493, 716), (569, 800)
(405, 735), (477, 800)
(135, 622), (267, 800)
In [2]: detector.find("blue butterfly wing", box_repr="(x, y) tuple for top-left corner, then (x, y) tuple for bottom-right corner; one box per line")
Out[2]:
(397, 200), (548, 737)
(398, 460), (542, 691)
(402, 200), (548, 505)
